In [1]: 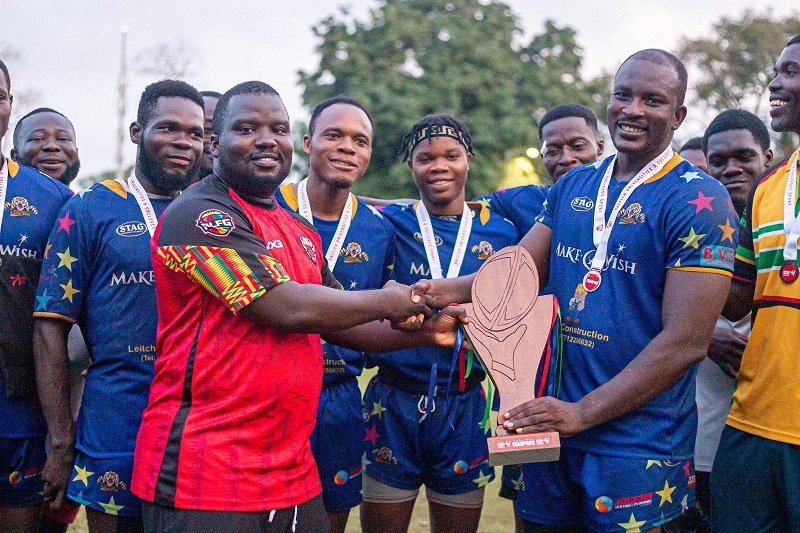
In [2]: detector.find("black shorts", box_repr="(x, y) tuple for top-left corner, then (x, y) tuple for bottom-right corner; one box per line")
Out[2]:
(141, 494), (328, 533)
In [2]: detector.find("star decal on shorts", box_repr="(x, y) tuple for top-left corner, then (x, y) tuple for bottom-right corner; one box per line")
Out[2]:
(10, 274), (27, 287)
(371, 401), (386, 418)
(57, 247), (78, 271)
(718, 218), (735, 243)
(680, 171), (703, 183)
(678, 227), (705, 249)
(72, 464), (94, 486)
(60, 279), (80, 303)
(617, 512), (646, 532)
(71, 489), (92, 506)
(688, 191), (715, 213)
(645, 460), (662, 470)
(35, 289), (52, 311)
(57, 211), (77, 235)
(99, 496), (125, 515)
(363, 425), (379, 446)
(472, 470), (492, 488)
(655, 480), (675, 507)
(681, 494), (689, 512)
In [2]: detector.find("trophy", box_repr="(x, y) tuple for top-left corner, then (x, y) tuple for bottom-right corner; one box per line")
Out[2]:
(462, 246), (560, 466)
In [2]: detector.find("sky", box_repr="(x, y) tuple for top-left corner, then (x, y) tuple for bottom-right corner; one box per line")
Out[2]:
(2, 0), (796, 178)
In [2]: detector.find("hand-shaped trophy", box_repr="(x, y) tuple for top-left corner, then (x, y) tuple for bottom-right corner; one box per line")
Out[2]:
(462, 246), (560, 466)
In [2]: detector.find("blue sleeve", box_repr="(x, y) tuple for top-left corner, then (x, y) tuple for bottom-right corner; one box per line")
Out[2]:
(536, 181), (560, 229)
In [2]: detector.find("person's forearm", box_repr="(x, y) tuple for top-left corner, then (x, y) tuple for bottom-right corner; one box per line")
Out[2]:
(33, 319), (74, 449)
(722, 278), (754, 321)
(428, 274), (476, 308)
(325, 320), (435, 352)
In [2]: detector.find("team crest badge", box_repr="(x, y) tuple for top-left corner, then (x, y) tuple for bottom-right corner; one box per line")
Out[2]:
(97, 471), (128, 492)
(413, 232), (443, 246)
(196, 209), (235, 237)
(617, 203), (645, 224)
(299, 235), (318, 264)
(5, 196), (38, 216)
(372, 447), (399, 465)
(341, 241), (369, 263)
(471, 240), (495, 260)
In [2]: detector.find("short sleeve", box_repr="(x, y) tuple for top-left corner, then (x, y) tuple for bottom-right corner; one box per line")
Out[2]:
(733, 180), (757, 284)
(535, 181), (559, 229)
(33, 195), (92, 322)
(155, 194), (291, 314)
(666, 178), (738, 277)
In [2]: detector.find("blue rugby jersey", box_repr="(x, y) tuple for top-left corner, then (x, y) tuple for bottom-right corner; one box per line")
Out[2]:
(276, 184), (395, 383)
(33, 179), (171, 457)
(375, 201), (520, 390)
(537, 155), (738, 459)
(475, 184), (550, 236)
(0, 159), (72, 438)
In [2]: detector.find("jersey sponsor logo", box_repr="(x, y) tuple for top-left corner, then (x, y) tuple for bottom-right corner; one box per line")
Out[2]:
(341, 241), (369, 263)
(7, 466), (42, 485)
(97, 471), (128, 492)
(196, 209), (235, 237)
(471, 240), (495, 260)
(614, 492), (653, 510)
(555, 242), (638, 275)
(700, 245), (734, 268)
(110, 270), (155, 286)
(410, 262), (430, 277)
(115, 221), (148, 238)
(0, 244), (38, 258)
(298, 235), (318, 264)
(5, 196), (39, 216)
(570, 196), (594, 212)
(413, 231), (443, 246)
(617, 202), (646, 224)
(265, 239), (284, 250)
(594, 496), (614, 513)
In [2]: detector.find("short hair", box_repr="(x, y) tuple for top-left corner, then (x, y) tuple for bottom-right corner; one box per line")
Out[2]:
(0, 58), (10, 92)
(702, 109), (771, 153)
(136, 79), (204, 129)
(679, 137), (703, 153)
(619, 49), (688, 105)
(12, 107), (73, 147)
(398, 113), (474, 162)
(308, 95), (374, 138)
(213, 81), (280, 136)
(538, 104), (598, 138)
(200, 90), (222, 99)
(787, 34), (800, 47)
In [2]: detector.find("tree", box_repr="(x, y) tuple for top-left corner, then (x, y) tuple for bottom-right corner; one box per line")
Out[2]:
(678, 10), (800, 158)
(134, 41), (201, 79)
(298, 0), (607, 198)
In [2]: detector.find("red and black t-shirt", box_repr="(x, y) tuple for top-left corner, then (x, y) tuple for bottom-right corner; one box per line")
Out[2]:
(131, 175), (340, 511)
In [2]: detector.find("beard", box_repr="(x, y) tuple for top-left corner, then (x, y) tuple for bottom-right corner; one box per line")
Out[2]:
(60, 161), (81, 186)
(137, 145), (198, 194)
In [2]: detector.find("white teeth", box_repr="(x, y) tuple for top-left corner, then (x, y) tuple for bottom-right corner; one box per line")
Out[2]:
(619, 124), (645, 133)
(772, 100), (787, 107)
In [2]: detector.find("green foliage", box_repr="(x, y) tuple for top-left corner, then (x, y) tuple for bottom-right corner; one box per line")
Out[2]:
(298, 0), (607, 198)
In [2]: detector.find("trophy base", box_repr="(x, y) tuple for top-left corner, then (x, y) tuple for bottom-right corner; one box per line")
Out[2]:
(487, 432), (561, 466)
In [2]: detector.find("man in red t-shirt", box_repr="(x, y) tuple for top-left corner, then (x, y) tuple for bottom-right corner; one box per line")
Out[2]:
(132, 81), (461, 532)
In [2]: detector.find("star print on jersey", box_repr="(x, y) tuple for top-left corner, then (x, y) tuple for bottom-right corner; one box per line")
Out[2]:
(371, 401), (386, 418)
(688, 191), (715, 213)
(10, 274), (26, 287)
(655, 480), (675, 506)
(645, 460), (662, 470)
(472, 470), (492, 487)
(348, 280), (358, 290)
(99, 495), (124, 515)
(618, 513), (646, 532)
(60, 279), (80, 302)
(73, 464), (94, 486)
(18, 234), (28, 245)
(57, 247), (78, 271)
(56, 211), (77, 234)
(680, 171), (703, 183)
(617, 243), (626, 253)
(718, 218), (736, 243)
(364, 425), (379, 446)
(35, 290), (52, 311)
(678, 227), (705, 249)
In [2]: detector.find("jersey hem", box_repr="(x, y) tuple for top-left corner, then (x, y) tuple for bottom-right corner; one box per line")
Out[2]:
(725, 417), (800, 446)
(668, 266), (733, 277)
(32, 311), (76, 323)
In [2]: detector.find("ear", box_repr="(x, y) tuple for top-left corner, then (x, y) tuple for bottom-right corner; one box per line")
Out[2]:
(129, 122), (142, 144)
(407, 159), (413, 171)
(765, 148), (774, 167)
(672, 105), (688, 131)
(303, 133), (311, 155)
(211, 134), (220, 158)
(9, 148), (17, 160)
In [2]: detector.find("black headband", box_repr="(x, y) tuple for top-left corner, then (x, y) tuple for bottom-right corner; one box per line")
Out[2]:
(403, 123), (472, 160)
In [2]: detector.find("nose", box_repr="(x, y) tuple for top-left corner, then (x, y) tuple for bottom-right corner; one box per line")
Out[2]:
(337, 137), (356, 154)
(721, 159), (742, 179)
(768, 72), (781, 93)
(42, 137), (61, 152)
(559, 147), (579, 167)
(255, 131), (278, 148)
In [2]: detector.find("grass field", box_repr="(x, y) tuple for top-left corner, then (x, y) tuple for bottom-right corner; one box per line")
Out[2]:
(67, 368), (516, 532)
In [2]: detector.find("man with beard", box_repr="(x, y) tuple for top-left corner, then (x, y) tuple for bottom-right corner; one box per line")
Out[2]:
(692, 109), (772, 524)
(198, 91), (221, 180)
(714, 34), (800, 532)
(11, 108), (80, 187)
(0, 59), (73, 533)
(411, 50), (738, 532)
(131, 81), (460, 532)
(275, 96), (395, 533)
(32, 79), (204, 533)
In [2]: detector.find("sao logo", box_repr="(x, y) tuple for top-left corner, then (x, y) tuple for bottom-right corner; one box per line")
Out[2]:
(571, 196), (594, 212)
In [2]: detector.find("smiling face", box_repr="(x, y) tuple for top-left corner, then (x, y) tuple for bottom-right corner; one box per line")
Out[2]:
(304, 103), (372, 189)
(14, 111), (80, 184)
(607, 59), (687, 166)
(705, 128), (772, 215)
(409, 136), (471, 215)
(212, 92), (293, 197)
(769, 43), (800, 134)
(541, 116), (603, 181)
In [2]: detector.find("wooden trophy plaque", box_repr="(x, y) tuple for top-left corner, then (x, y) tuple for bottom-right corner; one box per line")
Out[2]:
(463, 245), (560, 466)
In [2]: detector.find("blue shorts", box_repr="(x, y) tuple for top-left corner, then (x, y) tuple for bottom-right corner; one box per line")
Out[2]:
(499, 464), (522, 500)
(712, 425), (800, 532)
(517, 447), (695, 532)
(0, 436), (45, 507)
(67, 449), (141, 516)
(363, 376), (494, 495)
(310, 378), (363, 513)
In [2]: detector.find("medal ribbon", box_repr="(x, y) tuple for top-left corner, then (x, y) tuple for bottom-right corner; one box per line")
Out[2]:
(415, 201), (472, 279)
(589, 146), (674, 273)
(782, 148), (800, 263)
(0, 160), (8, 237)
(297, 178), (355, 272)
(126, 174), (159, 237)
